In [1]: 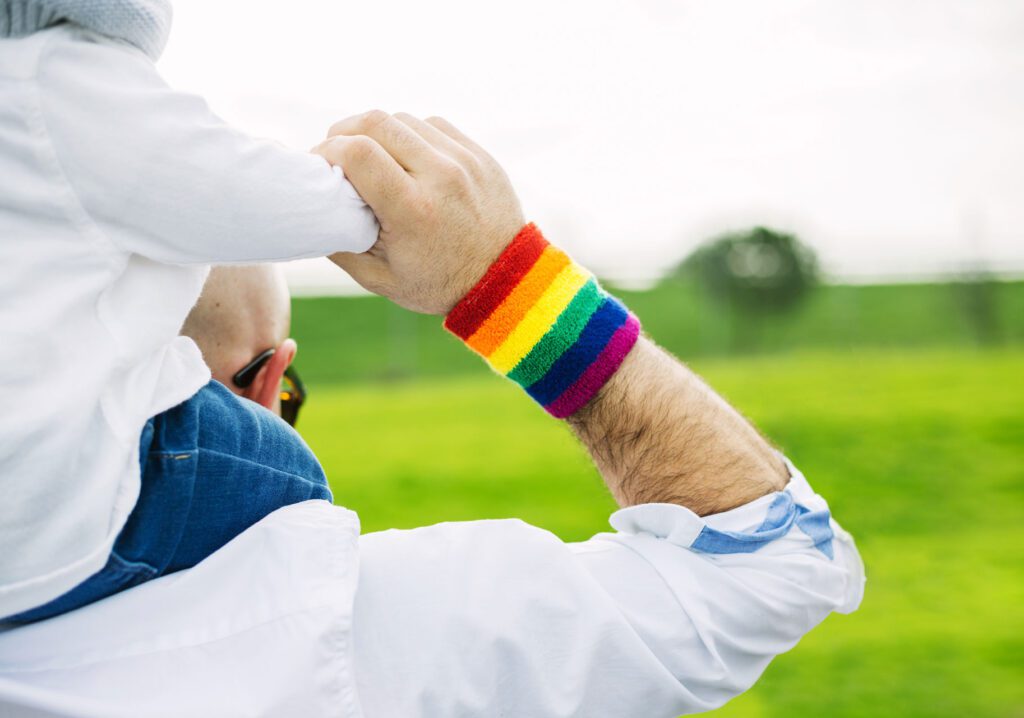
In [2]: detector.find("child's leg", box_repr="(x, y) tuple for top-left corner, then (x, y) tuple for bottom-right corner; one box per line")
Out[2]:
(129, 379), (332, 574)
(7, 381), (331, 624)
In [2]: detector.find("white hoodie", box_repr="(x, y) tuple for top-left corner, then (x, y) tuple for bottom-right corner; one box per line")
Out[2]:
(0, 17), (377, 616)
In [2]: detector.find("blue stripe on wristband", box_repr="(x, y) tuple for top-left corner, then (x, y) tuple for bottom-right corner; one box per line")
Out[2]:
(525, 296), (629, 406)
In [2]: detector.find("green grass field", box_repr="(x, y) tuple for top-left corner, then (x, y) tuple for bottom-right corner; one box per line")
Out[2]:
(293, 282), (1024, 717)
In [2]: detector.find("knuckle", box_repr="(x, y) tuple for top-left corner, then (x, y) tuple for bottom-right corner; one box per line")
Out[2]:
(359, 109), (392, 131)
(477, 154), (504, 181)
(462, 154), (486, 178)
(327, 119), (348, 137)
(318, 136), (347, 163)
(340, 135), (378, 162)
(327, 111), (367, 137)
(437, 162), (469, 189)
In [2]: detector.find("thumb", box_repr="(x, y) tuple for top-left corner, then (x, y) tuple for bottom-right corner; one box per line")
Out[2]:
(329, 251), (391, 295)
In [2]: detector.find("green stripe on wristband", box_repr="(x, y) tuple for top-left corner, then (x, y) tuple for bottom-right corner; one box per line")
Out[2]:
(507, 278), (603, 387)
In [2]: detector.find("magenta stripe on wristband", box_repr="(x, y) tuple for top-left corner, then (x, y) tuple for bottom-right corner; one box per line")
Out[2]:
(544, 314), (641, 418)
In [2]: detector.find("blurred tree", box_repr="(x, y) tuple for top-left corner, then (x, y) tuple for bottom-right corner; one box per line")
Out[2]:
(675, 227), (819, 350)
(953, 211), (1003, 346)
(953, 271), (1003, 346)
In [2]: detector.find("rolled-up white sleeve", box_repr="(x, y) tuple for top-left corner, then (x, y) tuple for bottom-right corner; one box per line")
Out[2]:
(352, 458), (865, 718)
(35, 28), (378, 265)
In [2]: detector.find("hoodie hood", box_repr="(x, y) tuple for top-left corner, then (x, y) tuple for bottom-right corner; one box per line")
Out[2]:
(0, 0), (172, 59)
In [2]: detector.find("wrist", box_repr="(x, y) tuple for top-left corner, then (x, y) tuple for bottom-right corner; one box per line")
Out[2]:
(445, 224), (640, 418)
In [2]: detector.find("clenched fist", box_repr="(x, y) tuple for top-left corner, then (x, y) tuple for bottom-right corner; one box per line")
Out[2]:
(314, 111), (525, 315)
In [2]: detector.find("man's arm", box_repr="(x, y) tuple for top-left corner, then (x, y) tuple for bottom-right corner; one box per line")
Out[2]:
(317, 111), (785, 515)
(315, 113), (863, 718)
(568, 338), (787, 513)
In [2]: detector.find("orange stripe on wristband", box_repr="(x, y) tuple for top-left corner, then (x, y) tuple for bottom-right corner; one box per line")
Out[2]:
(466, 246), (570, 356)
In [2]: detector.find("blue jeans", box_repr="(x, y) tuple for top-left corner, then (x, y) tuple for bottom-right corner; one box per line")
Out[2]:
(8, 380), (332, 624)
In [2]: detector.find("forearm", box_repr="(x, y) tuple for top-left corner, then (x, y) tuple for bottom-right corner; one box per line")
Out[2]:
(437, 222), (787, 514)
(433, 223), (787, 515)
(568, 337), (788, 514)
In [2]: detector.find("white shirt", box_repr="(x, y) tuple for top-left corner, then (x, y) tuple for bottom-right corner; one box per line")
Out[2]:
(0, 24), (378, 617)
(0, 461), (865, 717)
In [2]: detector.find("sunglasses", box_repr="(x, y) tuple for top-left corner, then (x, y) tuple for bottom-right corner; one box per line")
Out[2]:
(231, 348), (307, 427)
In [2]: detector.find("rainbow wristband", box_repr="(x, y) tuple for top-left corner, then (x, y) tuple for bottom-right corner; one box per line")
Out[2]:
(444, 224), (640, 418)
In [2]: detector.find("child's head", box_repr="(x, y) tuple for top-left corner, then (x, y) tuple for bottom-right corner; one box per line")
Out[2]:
(181, 265), (297, 417)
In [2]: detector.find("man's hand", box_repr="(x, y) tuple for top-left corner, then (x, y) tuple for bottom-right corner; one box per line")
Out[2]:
(315, 111), (524, 315)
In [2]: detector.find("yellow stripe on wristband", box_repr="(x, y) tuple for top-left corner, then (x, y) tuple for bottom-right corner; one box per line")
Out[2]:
(487, 262), (591, 373)
(466, 246), (569, 356)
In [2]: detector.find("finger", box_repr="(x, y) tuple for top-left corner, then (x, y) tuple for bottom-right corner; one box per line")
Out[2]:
(424, 116), (493, 162)
(314, 135), (415, 213)
(392, 112), (478, 167)
(328, 110), (440, 174)
(329, 250), (391, 295)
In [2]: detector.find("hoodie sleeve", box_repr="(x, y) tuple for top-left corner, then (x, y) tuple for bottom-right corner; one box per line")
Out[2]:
(34, 27), (378, 265)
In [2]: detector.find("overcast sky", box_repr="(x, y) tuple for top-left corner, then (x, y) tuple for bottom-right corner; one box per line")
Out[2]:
(158, 0), (1024, 291)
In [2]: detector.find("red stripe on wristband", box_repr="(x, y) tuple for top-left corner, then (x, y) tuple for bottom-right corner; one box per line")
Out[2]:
(444, 223), (548, 340)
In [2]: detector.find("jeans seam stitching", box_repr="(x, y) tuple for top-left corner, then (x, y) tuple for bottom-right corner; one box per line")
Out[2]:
(195, 447), (327, 489)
